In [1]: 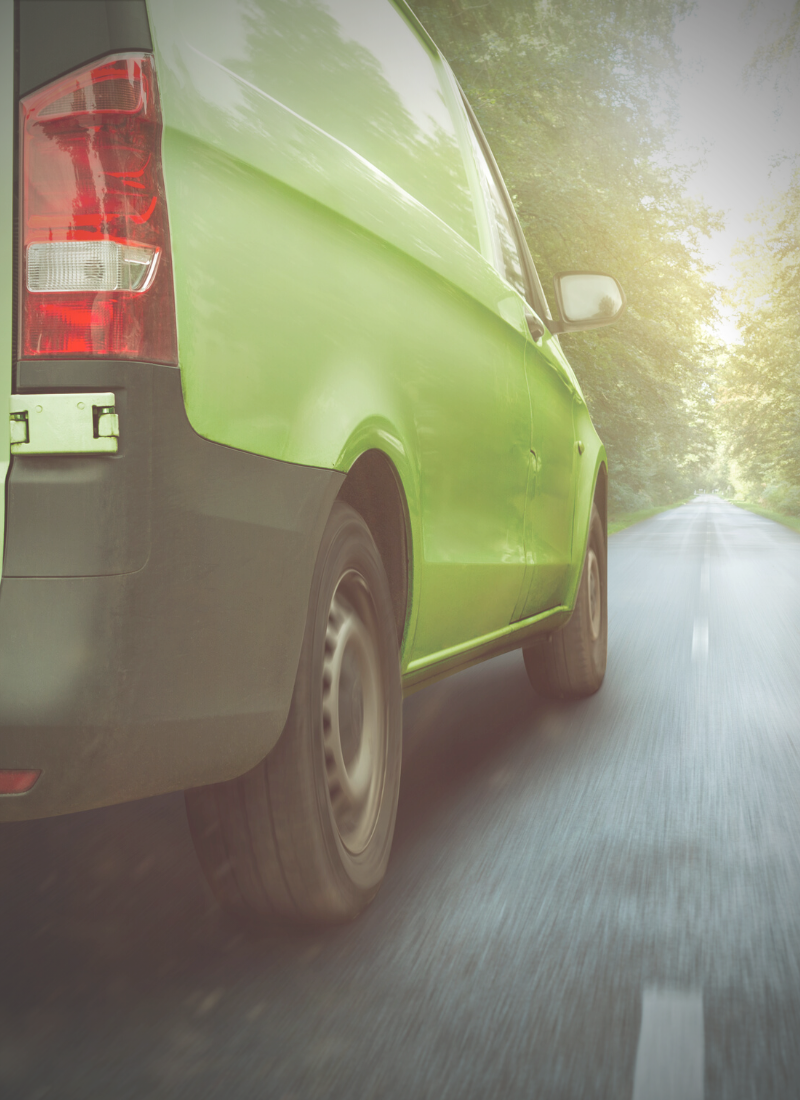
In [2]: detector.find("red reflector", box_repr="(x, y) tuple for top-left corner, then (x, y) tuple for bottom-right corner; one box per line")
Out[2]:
(19, 53), (177, 364)
(0, 769), (41, 794)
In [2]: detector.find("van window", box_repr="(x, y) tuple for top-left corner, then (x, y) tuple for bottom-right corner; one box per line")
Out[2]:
(465, 116), (529, 300)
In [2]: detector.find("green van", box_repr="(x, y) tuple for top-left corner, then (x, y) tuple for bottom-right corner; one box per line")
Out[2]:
(0, 0), (624, 924)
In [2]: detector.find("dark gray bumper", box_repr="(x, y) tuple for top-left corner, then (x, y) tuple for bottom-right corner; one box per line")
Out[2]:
(0, 361), (342, 820)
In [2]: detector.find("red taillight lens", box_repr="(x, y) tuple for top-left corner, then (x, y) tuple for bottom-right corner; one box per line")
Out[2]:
(20, 54), (177, 364)
(0, 769), (41, 794)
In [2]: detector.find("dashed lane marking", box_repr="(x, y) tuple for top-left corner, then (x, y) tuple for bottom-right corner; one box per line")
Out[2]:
(692, 617), (708, 659)
(632, 988), (704, 1100)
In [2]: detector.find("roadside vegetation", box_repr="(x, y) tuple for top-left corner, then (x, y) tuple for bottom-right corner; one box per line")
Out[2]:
(728, 500), (800, 535)
(715, 0), (800, 527)
(418, 0), (722, 517)
(718, 172), (800, 522)
(608, 501), (689, 535)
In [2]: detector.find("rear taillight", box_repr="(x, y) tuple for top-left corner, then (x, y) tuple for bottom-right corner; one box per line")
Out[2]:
(0, 769), (41, 794)
(19, 53), (177, 363)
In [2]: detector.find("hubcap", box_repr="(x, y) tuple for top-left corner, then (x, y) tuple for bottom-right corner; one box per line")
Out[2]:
(587, 548), (601, 641)
(321, 571), (385, 855)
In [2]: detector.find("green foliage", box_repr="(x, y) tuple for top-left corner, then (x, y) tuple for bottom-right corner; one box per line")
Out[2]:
(416, 0), (722, 512)
(729, 500), (800, 534)
(747, 0), (800, 79)
(720, 170), (800, 513)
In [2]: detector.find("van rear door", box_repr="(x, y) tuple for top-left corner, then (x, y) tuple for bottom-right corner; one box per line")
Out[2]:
(0, 0), (13, 569)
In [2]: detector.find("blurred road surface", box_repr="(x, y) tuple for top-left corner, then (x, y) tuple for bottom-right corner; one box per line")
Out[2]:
(2, 496), (800, 1099)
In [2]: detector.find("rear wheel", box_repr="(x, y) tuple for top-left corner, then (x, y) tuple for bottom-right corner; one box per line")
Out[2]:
(185, 502), (402, 926)
(523, 502), (607, 700)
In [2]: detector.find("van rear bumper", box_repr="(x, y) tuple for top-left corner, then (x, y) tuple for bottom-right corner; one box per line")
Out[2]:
(0, 361), (342, 821)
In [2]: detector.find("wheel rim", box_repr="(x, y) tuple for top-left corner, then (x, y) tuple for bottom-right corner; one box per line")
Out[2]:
(586, 548), (601, 641)
(321, 570), (386, 856)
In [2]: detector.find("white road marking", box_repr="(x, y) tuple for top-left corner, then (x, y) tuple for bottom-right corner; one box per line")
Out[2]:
(692, 617), (708, 659)
(694, 532), (710, 659)
(695, 525), (713, 660)
(632, 989), (704, 1100)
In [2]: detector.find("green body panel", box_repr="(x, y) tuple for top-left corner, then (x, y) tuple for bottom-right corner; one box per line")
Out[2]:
(0, 0), (11, 568)
(146, 0), (605, 676)
(516, 332), (581, 619)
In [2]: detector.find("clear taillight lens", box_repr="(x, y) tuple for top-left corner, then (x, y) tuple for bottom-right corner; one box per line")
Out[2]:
(19, 54), (178, 363)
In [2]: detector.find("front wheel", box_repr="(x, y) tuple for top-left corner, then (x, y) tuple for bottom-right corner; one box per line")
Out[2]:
(186, 502), (402, 926)
(523, 502), (607, 700)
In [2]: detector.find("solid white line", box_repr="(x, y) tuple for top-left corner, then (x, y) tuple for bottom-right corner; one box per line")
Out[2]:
(632, 989), (704, 1100)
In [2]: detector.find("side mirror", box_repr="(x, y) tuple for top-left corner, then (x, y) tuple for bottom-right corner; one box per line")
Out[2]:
(550, 271), (626, 334)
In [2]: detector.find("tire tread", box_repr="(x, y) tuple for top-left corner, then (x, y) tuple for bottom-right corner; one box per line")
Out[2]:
(185, 502), (401, 927)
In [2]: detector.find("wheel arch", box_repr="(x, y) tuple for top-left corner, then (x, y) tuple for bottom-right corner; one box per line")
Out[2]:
(565, 434), (608, 614)
(594, 458), (608, 539)
(335, 448), (412, 648)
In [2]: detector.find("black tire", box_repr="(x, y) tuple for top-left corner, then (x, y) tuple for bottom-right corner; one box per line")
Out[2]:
(185, 502), (402, 926)
(523, 502), (607, 700)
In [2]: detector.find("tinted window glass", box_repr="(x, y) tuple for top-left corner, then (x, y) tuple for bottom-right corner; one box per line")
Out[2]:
(465, 121), (528, 298)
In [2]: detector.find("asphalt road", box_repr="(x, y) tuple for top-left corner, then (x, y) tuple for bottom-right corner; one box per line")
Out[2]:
(3, 496), (800, 1099)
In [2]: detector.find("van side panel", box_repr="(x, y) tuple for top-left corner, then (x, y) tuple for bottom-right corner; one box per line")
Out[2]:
(147, 0), (505, 468)
(148, 0), (536, 661)
(169, 0), (480, 253)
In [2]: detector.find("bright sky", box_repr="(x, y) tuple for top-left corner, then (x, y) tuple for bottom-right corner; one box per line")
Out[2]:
(668, 0), (800, 301)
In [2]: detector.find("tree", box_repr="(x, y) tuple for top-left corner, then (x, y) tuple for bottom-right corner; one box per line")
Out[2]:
(720, 171), (800, 510)
(747, 0), (800, 79)
(417, 0), (722, 511)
